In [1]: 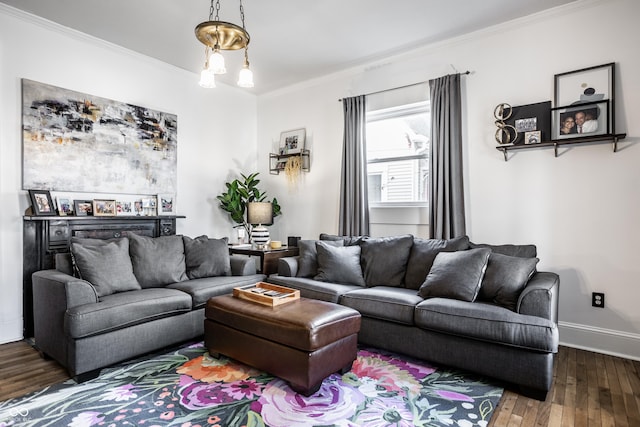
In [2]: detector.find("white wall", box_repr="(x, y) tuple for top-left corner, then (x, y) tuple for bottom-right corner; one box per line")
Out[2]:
(0, 6), (258, 343)
(257, 0), (640, 359)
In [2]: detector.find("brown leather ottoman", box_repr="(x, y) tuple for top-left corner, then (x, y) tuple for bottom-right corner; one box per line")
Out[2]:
(204, 294), (361, 396)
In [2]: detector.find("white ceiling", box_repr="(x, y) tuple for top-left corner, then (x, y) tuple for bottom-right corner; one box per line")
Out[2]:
(0, 0), (577, 94)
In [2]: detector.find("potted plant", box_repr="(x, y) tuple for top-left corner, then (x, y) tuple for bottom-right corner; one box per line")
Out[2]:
(217, 172), (281, 241)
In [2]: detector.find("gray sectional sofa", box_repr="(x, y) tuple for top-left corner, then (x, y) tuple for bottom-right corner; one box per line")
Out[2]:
(267, 233), (559, 400)
(32, 233), (265, 381)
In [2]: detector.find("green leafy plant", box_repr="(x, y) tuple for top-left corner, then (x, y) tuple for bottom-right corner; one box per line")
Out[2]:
(217, 172), (281, 238)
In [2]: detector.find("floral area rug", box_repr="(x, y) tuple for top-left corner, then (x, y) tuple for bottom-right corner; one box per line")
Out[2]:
(0, 342), (503, 427)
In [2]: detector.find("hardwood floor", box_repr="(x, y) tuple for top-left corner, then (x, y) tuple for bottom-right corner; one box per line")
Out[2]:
(1, 341), (638, 426)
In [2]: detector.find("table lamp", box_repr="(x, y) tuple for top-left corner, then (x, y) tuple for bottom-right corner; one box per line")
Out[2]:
(247, 202), (273, 248)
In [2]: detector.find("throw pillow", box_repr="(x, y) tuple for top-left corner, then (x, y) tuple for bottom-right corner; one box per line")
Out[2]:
(404, 235), (470, 290)
(296, 239), (344, 278)
(183, 235), (230, 279)
(418, 248), (491, 302)
(479, 252), (539, 311)
(359, 234), (414, 287)
(70, 237), (140, 297)
(469, 241), (537, 258)
(128, 233), (188, 287)
(319, 233), (367, 246)
(314, 241), (366, 286)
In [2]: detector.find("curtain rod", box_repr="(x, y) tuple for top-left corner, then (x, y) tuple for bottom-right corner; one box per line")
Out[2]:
(338, 71), (470, 102)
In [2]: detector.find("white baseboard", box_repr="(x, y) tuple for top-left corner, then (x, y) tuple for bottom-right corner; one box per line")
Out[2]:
(0, 318), (23, 345)
(558, 321), (640, 361)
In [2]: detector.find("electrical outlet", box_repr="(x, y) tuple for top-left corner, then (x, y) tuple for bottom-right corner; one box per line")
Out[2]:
(592, 292), (605, 308)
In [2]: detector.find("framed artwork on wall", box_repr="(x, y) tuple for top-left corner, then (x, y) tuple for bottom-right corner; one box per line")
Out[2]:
(28, 190), (56, 216)
(279, 128), (306, 154)
(554, 63), (614, 108)
(551, 100), (609, 140)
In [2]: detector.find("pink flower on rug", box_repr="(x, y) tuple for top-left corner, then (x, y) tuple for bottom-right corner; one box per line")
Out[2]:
(68, 411), (104, 427)
(258, 378), (364, 427)
(220, 379), (263, 400)
(100, 384), (137, 401)
(354, 397), (414, 427)
(436, 389), (475, 402)
(350, 354), (422, 395)
(179, 382), (235, 410)
(177, 355), (261, 383)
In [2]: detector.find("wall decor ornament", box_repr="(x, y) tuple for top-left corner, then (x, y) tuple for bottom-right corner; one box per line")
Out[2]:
(28, 189), (56, 216)
(21, 79), (178, 194)
(493, 103), (517, 144)
(279, 128), (306, 154)
(501, 101), (551, 145)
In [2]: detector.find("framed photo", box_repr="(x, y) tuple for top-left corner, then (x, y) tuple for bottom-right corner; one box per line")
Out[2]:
(279, 128), (306, 154)
(502, 101), (551, 145)
(554, 63), (614, 108)
(142, 196), (157, 216)
(116, 200), (134, 216)
(28, 190), (56, 216)
(524, 131), (541, 145)
(552, 100), (609, 140)
(92, 199), (117, 216)
(157, 193), (176, 216)
(74, 200), (93, 216)
(56, 197), (73, 216)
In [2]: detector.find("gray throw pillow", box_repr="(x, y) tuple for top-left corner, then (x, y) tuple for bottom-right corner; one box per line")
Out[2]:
(404, 235), (470, 290)
(480, 252), (539, 311)
(359, 234), (414, 287)
(296, 239), (344, 278)
(183, 235), (230, 279)
(418, 248), (491, 302)
(128, 233), (188, 287)
(70, 237), (140, 297)
(469, 241), (537, 258)
(314, 241), (366, 286)
(319, 233), (367, 246)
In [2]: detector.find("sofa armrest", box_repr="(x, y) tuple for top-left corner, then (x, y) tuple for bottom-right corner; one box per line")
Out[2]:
(278, 256), (299, 277)
(33, 270), (98, 308)
(230, 255), (257, 276)
(517, 272), (559, 323)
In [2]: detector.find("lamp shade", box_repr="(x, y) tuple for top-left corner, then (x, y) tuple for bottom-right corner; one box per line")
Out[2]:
(247, 202), (273, 225)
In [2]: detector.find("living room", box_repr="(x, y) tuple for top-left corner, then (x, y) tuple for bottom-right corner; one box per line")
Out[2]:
(0, 0), (638, 421)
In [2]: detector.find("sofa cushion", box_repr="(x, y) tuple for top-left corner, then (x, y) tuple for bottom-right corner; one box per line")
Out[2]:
(296, 239), (344, 278)
(128, 233), (188, 288)
(414, 298), (558, 352)
(470, 241), (537, 258)
(314, 241), (366, 286)
(267, 275), (363, 303)
(404, 235), (470, 290)
(65, 288), (192, 339)
(340, 287), (423, 325)
(70, 237), (141, 297)
(168, 274), (266, 308)
(359, 235), (414, 288)
(183, 235), (230, 279)
(479, 253), (539, 311)
(418, 248), (491, 302)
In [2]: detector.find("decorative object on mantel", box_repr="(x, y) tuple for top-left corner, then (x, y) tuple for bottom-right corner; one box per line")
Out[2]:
(495, 62), (625, 161)
(493, 103), (517, 144)
(247, 201), (273, 248)
(196, 0), (254, 88)
(27, 189), (56, 216)
(22, 79), (177, 194)
(217, 172), (281, 242)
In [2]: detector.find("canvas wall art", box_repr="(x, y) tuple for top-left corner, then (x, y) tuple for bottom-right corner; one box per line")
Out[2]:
(22, 79), (177, 194)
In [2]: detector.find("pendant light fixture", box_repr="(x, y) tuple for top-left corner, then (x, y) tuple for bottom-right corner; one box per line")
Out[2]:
(195, 0), (254, 88)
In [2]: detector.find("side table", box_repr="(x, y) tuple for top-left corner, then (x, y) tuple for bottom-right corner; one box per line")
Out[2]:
(229, 246), (299, 275)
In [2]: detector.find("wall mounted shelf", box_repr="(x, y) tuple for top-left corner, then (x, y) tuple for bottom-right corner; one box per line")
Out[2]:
(495, 133), (626, 161)
(269, 149), (310, 174)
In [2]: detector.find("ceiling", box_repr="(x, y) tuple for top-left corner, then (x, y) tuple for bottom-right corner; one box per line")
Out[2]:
(0, 0), (577, 94)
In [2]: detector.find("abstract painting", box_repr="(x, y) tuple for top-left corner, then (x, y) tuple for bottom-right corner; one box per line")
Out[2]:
(22, 79), (177, 194)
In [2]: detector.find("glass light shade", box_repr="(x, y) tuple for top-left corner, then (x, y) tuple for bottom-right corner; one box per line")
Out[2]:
(198, 69), (216, 88)
(209, 50), (227, 74)
(237, 65), (254, 88)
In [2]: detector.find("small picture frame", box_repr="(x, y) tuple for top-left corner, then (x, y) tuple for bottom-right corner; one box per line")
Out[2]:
(279, 128), (306, 154)
(524, 131), (541, 145)
(157, 193), (176, 216)
(74, 200), (93, 216)
(554, 63), (614, 108)
(116, 200), (133, 216)
(92, 199), (117, 216)
(28, 190), (56, 216)
(56, 197), (73, 216)
(142, 196), (157, 216)
(552, 100), (609, 140)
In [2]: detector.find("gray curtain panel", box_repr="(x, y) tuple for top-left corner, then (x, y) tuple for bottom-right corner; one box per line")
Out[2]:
(339, 95), (370, 236)
(429, 74), (466, 239)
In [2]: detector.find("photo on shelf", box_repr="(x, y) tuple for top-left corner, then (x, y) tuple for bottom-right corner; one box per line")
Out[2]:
(552, 100), (609, 140)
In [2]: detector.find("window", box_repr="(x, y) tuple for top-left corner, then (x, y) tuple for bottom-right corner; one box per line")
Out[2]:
(366, 101), (430, 206)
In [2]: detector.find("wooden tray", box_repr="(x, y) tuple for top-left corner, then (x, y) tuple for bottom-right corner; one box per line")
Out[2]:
(233, 282), (300, 307)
